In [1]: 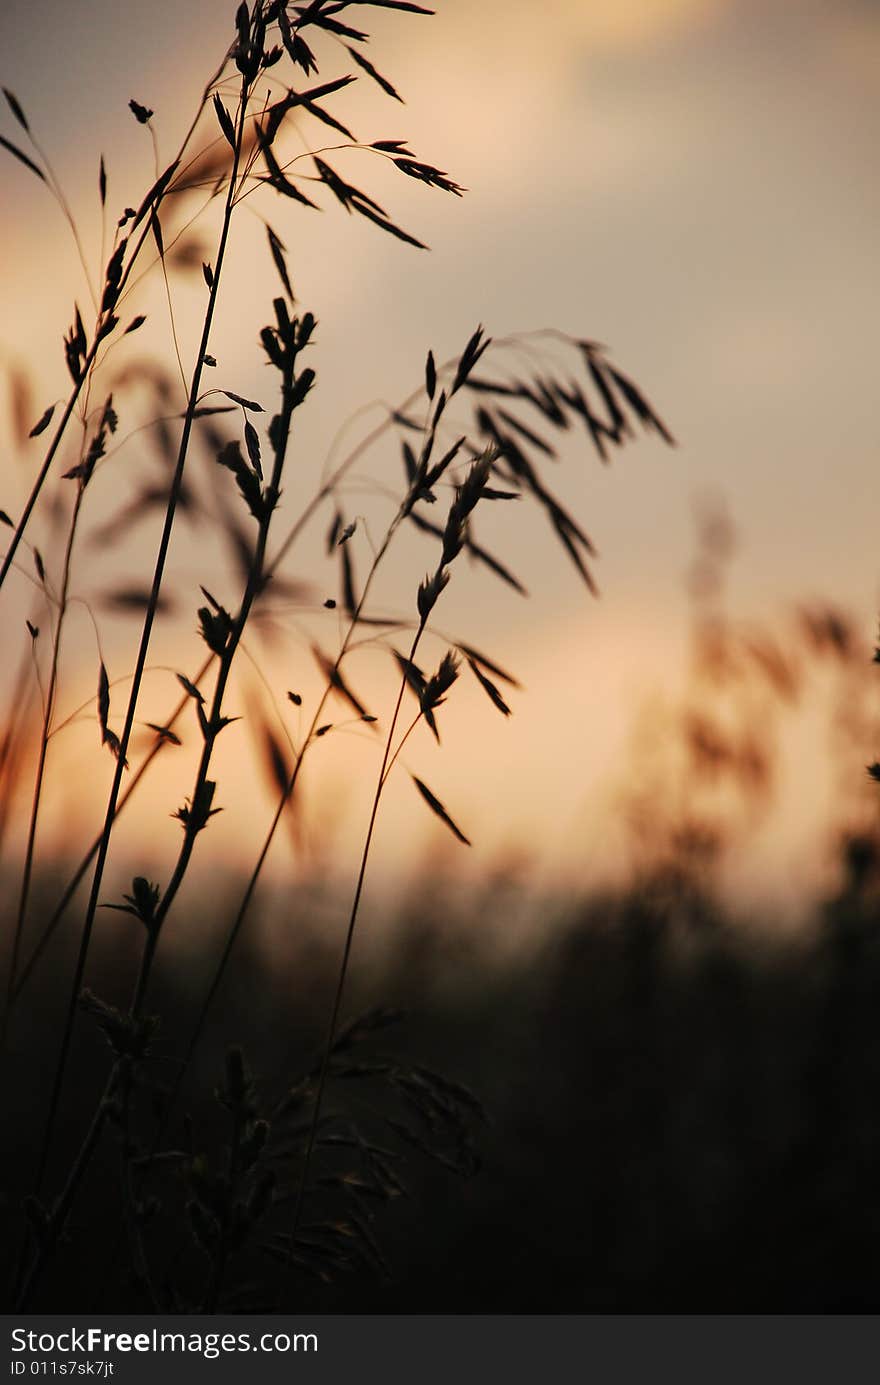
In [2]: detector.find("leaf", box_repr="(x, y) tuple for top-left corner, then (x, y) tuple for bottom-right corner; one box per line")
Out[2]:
(393, 157), (464, 196)
(467, 659), (511, 716)
(222, 391), (264, 412)
(263, 76), (357, 146)
(451, 326), (490, 394)
(176, 673), (204, 703)
(344, 45), (403, 101)
(339, 539), (357, 615)
(495, 407), (557, 458)
(406, 508), (527, 596)
(294, 9), (368, 41)
(279, 81), (357, 142)
(99, 155), (107, 206)
(146, 722), (182, 747)
(425, 349), (436, 401)
(312, 644), (372, 720)
(97, 663), (110, 742)
(548, 508), (598, 596)
(326, 511), (342, 553)
(3, 87), (30, 133)
(606, 366), (675, 445)
(455, 642), (521, 689)
(96, 313), (118, 342)
(552, 379), (618, 461)
(100, 586), (173, 614)
(259, 722), (291, 797)
(279, 9), (318, 74)
(0, 511), (13, 528)
(150, 209), (164, 257)
(216, 440), (264, 521)
(244, 419), (262, 479)
(124, 315), (147, 334)
(257, 127), (320, 207)
(313, 157), (427, 249)
(213, 93), (236, 150)
(266, 224), (294, 298)
(344, 1), (433, 11)
(393, 650), (426, 701)
(28, 404), (55, 438)
(131, 159), (179, 230)
(584, 355), (628, 444)
(411, 776), (470, 846)
(346, 196), (426, 250)
(0, 133), (45, 181)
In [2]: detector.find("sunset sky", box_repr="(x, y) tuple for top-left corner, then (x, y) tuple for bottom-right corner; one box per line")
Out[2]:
(0, 0), (877, 914)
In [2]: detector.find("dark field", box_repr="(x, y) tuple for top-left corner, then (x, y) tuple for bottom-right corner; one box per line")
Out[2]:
(5, 848), (880, 1313)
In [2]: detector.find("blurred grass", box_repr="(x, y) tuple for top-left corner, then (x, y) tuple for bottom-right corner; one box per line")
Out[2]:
(5, 834), (880, 1311)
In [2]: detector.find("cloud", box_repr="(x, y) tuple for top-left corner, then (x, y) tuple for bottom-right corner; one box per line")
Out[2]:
(551, 0), (720, 53)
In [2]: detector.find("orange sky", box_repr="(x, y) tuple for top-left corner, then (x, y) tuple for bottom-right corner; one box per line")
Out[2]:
(1, 0), (878, 917)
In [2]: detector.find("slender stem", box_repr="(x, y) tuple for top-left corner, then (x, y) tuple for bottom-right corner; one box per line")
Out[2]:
(160, 508), (410, 1132)
(154, 384), (471, 1143)
(0, 346), (100, 596)
(284, 616), (428, 1285)
(11, 348), (469, 1002)
(130, 351), (296, 1022)
(0, 54), (229, 599)
(27, 69), (253, 1264)
(380, 711), (422, 788)
(1, 482), (85, 1051)
(9, 657), (214, 1007)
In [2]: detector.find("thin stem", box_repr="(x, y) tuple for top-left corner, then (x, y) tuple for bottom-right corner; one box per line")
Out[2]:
(2, 481), (85, 1052)
(0, 341), (100, 596)
(26, 127), (100, 314)
(0, 54), (229, 599)
(284, 616), (428, 1286)
(162, 512), (410, 1124)
(29, 66), (253, 1227)
(130, 349), (297, 1022)
(380, 710), (423, 788)
(9, 656), (214, 1007)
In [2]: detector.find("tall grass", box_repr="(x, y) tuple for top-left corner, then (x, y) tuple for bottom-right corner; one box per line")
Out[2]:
(0, 0), (672, 1311)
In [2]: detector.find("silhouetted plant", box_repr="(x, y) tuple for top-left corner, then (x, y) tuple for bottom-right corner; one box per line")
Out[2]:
(0, 0), (671, 1311)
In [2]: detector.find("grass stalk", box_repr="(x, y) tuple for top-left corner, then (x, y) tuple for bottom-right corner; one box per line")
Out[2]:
(8, 655), (215, 1007)
(1, 480), (86, 1051)
(19, 67), (256, 1302)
